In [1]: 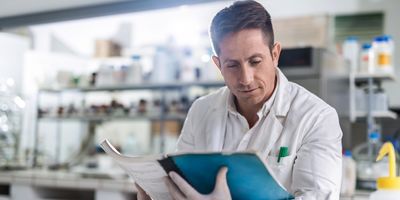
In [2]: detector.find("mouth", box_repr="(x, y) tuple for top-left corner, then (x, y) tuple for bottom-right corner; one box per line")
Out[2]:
(238, 88), (258, 93)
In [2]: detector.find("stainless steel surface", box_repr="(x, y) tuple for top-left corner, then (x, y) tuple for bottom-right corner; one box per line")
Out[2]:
(278, 47), (322, 78)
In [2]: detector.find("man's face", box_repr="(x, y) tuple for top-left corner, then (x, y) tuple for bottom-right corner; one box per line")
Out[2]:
(213, 29), (281, 107)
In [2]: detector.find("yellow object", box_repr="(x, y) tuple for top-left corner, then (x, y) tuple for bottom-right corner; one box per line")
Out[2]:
(376, 142), (400, 190)
(377, 54), (391, 66)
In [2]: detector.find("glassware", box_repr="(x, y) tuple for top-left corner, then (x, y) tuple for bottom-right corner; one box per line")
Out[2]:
(0, 78), (25, 168)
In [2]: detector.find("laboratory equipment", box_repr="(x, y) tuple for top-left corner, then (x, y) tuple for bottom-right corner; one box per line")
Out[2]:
(359, 43), (374, 74)
(341, 150), (356, 196)
(0, 79), (25, 169)
(369, 142), (400, 200)
(372, 36), (393, 73)
(353, 130), (389, 190)
(343, 36), (360, 72)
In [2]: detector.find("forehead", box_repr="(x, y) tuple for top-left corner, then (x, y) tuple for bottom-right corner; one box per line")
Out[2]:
(218, 29), (271, 60)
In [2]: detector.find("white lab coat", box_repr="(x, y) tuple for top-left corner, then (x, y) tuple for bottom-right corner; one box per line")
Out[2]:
(176, 68), (342, 200)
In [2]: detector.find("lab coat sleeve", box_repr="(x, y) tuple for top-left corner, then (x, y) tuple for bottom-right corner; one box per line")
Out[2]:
(292, 107), (343, 200)
(175, 101), (197, 152)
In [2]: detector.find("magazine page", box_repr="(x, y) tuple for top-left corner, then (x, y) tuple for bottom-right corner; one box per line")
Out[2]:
(100, 139), (172, 200)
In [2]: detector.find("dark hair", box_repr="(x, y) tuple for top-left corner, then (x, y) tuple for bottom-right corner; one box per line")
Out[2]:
(210, 0), (274, 56)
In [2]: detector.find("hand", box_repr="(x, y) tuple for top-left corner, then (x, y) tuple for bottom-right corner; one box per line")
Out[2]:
(165, 167), (232, 200)
(135, 183), (151, 200)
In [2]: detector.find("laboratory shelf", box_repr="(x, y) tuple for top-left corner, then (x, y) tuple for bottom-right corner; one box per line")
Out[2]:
(38, 113), (186, 122)
(34, 79), (225, 167)
(39, 81), (225, 93)
(355, 110), (397, 119)
(354, 72), (396, 82)
(349, 70), (397, 122)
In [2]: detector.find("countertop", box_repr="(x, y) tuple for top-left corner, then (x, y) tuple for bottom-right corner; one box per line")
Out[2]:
(0, 170), (135, 192)
(0, 170), (374, 198)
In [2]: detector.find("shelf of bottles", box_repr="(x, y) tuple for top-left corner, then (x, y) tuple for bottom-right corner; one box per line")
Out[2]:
(39, 81), (225, 93)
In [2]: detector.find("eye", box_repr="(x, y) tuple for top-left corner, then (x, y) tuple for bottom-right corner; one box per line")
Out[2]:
(225, 62), (239, 68)
(227, 64), (238, 68)
(250, 59), (261, 66)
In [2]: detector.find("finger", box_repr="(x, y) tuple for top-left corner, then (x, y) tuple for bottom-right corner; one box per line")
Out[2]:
(135, 183), (151, 200)
(214, 167), (229, 190)
(164, 176), (186, 200)
(169, 172), (200, 199)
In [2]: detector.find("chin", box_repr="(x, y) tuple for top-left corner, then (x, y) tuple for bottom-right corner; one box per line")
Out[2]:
(238, 96), (263, 105)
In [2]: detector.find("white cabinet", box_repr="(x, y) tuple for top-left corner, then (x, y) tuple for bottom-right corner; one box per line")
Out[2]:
(1, 171), (136, 200)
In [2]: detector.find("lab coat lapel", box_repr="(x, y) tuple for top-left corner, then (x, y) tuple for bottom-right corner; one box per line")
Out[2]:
(205, 88), (229, 151)
(247, 111), (283, 157)
(247, 68), (291, 157)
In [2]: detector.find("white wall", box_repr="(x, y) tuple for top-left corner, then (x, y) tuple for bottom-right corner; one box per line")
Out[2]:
(0, 0), (126, 18)
(29, 2), (228, 56)
(0, 33), (29, 93)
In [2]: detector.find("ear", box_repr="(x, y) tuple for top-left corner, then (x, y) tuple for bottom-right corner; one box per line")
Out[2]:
(271, 42), (281, 67)
(212, 55), (222, 71)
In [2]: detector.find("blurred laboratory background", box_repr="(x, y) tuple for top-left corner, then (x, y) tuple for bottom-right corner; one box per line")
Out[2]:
(0, 0), (399, 199)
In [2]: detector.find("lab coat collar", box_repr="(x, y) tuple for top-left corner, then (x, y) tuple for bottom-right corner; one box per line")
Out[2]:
(273, 67), (292, 117)
(205, 67), (291, 152)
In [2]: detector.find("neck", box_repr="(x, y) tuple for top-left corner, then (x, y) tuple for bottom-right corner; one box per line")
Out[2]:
(235, 99), (262, 128)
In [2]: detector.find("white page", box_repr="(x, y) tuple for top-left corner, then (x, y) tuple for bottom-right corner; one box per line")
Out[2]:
(100, 139), (172, 200)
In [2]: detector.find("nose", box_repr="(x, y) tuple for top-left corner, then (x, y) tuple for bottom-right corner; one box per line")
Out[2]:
(239, 66), (254, 85)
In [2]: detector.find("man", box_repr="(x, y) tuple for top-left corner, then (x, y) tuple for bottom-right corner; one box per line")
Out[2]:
(138, 0), (342, 199)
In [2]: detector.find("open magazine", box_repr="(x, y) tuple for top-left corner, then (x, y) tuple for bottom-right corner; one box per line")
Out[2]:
(100, 139), (294, 200)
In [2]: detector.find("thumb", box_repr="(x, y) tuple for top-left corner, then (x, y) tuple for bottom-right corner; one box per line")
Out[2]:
(214, 167), (229, 190)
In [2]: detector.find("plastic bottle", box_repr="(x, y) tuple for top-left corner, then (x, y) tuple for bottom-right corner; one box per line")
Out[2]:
(372, 36), (393, 73)
(341, 150), (356, 196)
(355, 88), (366, 112)
(359, 43), (375, 74)
(152, 46), (180, 83)
(369, 142), (400, 200)
(373, 84), (389, 112)
(126, 55), (143, 84)
(180, 48), (196, 82)
(383, 35), (395, 55)
(368, 131), (382, 161)
(96, 65), (114, 86)
(343, 36), (360, 72)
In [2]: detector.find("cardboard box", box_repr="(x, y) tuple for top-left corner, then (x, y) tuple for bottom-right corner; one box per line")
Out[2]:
(94, 39), (121, 57)
(151, 120), (182, 136)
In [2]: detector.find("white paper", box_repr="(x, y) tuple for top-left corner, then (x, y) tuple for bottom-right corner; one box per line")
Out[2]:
(100, 139), (172, 200)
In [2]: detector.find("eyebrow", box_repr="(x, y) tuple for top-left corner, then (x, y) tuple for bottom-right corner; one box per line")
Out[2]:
(222, 59), (238, 65)
(247, 53), (264, 60)
(222, 53), (264, 64)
